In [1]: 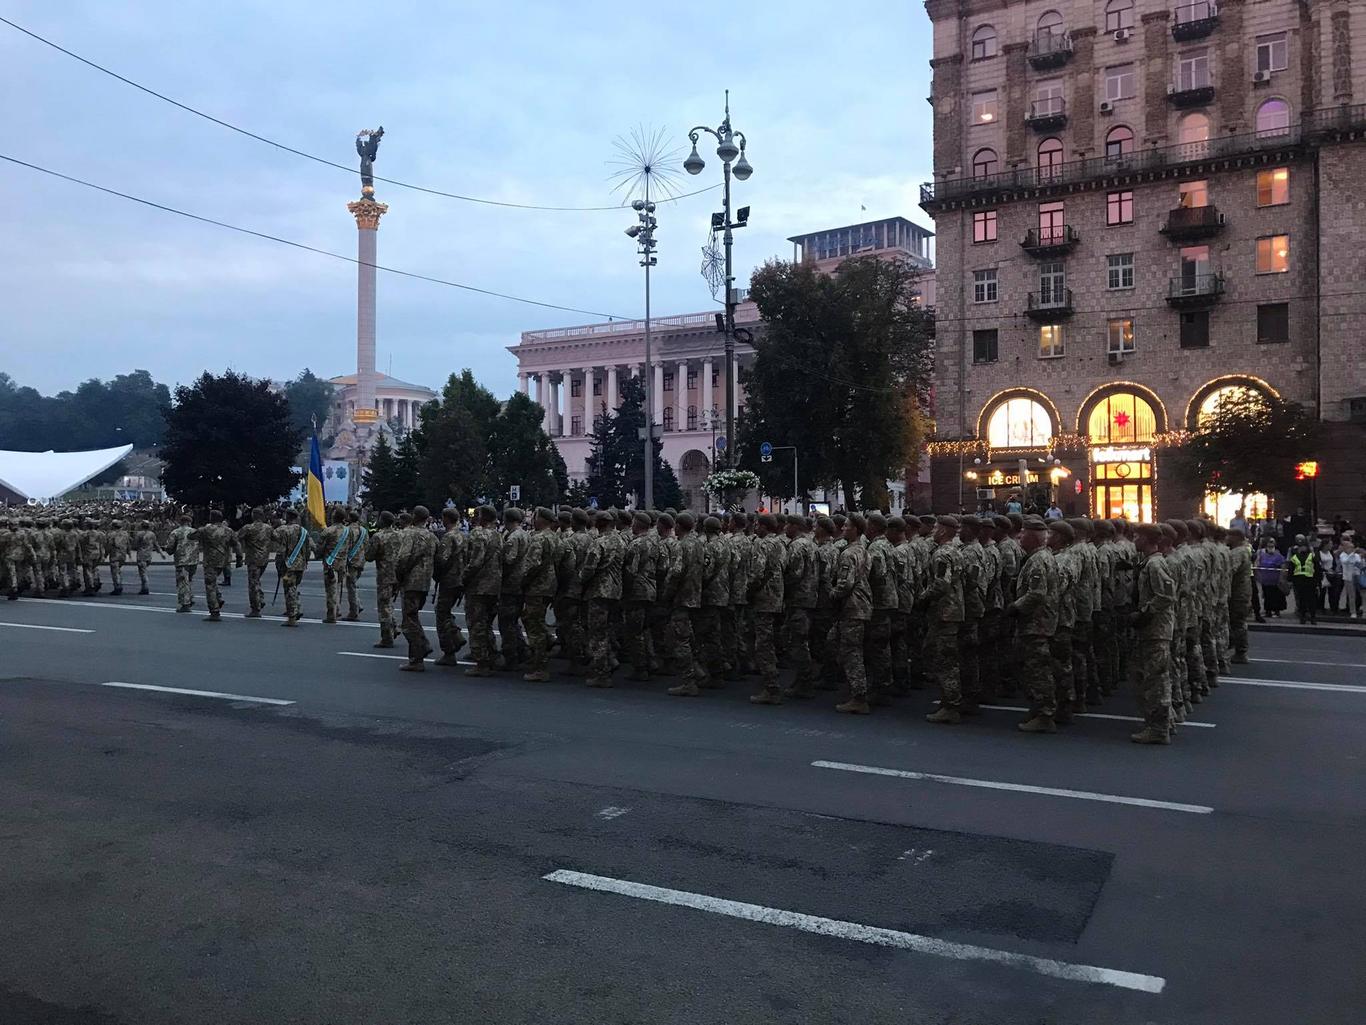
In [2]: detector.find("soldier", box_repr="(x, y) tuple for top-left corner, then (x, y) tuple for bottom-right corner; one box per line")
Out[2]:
(461, 506), (503, 677)
(521, 508), (560, 681)
(1047, 519), (1079, 721)
(810, 515), (840, 691)
(859, 513), (895, 705)
(237, 508), (274, 618)
(580, 511), (623, 689)
(1065, 518), (1100, 711)
(924, 515), (967, 724)
(955, 516), (988, 715)
(724, 512), (753, 679)
(884, 517), (917, 696)
(1157, 523), (1189, 722)
(1226, 527), (1253, 665)
(554, 509), (592, 674)
(1090, 519), (1122, 698)
(392, 505), (437, 671)
(316, 506), (351, 625)
(20, 519), (44, 598)
(663, 512), (707, 696)
(78, 518), (105, 595)
(498, 508), (531, 670)
(1009, 516), (1061, 733)
(366, 511), (401, 647)
(432, 508), (468, 666)
(830, 514), (873, 714)
(271, 509), (311, 626)
(1129, 523), (1178, 745)
(105, 520), (131, 596)
(1167, 519), (1206, 705)
(989, 514), (1023, 698)
(651, 513), (680, 674)
(132, 519), (163, 596)
(906, 514), (938, 690)
(745, 513), (786, 705)
(1207, 523), (1233, 675)
(342, 509), (369, 621)
(166, 514), (199, 611)
(621, 511), (657, 681)
(698, 516), (730, 687)
(192, 511), (236, 622)
(782, 514), (819, 698)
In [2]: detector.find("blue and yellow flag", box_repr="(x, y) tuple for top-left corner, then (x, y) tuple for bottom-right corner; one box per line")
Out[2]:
(305, 432), (326, 531)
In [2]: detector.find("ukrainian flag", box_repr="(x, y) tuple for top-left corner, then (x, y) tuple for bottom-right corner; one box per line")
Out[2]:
(305, 433), (326, 531)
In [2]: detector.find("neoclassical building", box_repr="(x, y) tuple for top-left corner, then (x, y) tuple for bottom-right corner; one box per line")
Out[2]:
(325, 372), (437, 459)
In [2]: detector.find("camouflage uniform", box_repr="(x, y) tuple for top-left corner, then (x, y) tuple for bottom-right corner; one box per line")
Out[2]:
(664, 525), (708, 692)
(994, 529), (1025, 697)
(77, 523), (105, 594)
(621, 523), (658, 679)
(366, 524), (403, 645)
(106, 524), (131, 594)
(864, 531), (898, 702)
(1132, 548), (1177, 733)
(132, 524), (162, 595)
(811, 534), (839, 689)
(697, 526), (730, 685)
(237, 519), (275, 616)
(521, 522), (560, 675)
(270, 521), (311, 623)
(462, 521), (504, 673)
(316, 518), (350, 623)
(956, 531), (987, 710)
(1051, 541), (1079, 715)
(651, 529), (680, 673)
(579, 521), (623, 687)
(1067, 533), (1098, 708)
(746, 526), (786, 699)
(0, 522), (16, 597)
(889, 536), (919, 693)
(723, 525), (754, 678)
(1092, 529), (1122, 696)
(344, 523), (369, 619)
(923, 537), (966, 710)
(783, 529), (819, 694)
(498, 519), (531, 668)
(554, 519), (592, 672)
(1012, 544), (1060, 721)
(167, 524), (200, 610)
(433, 527), (468, 662)
(1165, 541), (1191, 712)
(394, 523), (437, 665)
(192, 521), (237, 618)
(1227, 539), (1253, 662)
(830, 536), (873, 700)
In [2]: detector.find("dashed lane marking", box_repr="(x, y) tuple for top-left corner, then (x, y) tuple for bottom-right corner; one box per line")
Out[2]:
(16, 598), (437, 631)
(1248, 657), (1366, 669)
(0, 621), (94, 634)
(1223, 677), (1366, 694)
(596, 806), (630, 820)
(336, 651), (477, 666)
(975, 702), (1216, 729)
(543, 869), (1165, 994)
(101, 682), (294, 705)
(811, 760), (1214, 815)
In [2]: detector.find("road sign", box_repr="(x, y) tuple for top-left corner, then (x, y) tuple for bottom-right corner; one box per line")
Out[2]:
(761, 455), (773, 463)
(509, 485), (521, 501)
(714, 436), (727, 452)
(759, 441), (773, 457)
(589, 497), (599, 509)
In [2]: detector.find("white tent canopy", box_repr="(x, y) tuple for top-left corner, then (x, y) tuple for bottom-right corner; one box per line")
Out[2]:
(0, 445), (134, 502)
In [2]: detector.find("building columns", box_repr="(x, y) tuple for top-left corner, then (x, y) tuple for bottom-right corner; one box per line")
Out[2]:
(518, 373), (528, 396)
(582, 366), (595, 435)
(652, 363), (664, 425)
(702, 358), (714, 428)
(549, 376), (561, 435)
(676, 360), (688, 432)
(607, 365), (619, 412)
(538, 372), (552, 432)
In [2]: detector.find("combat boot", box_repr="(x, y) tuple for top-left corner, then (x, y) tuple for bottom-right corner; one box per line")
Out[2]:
(244, 610), (262, 619)
(925, 706), (961, 725)
(959, 700), (982, 716)
(111, 587), (123, 596)
(322, 616), (337, 624)
(374, 638), (395, 648)
(342, 613), (359, 622)
(1231, 652), (1249, 665)
(399, 661), (424, 672)
(1017, 714), (1057, 734)
(667, 681), (700, 697)
(1130, 726), (1171, 745)
(749, 689), (784, 706)
(435, 654), (459, 667)
(1172, 703), (1187, 724)
(464, 666), (495, 677)
(281, 618), (299, 627)
(202, 613), (222, 623)
(138, 587), (150, 596)
(783, 682), (815, 699)
(835, 698), (871, 715)
(522, 670), (551, 682)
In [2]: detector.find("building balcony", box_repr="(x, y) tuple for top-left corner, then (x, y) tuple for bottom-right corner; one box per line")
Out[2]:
(1167, 273), (1224, 306)
(1027, 32), (1072, 70)
(1025, 97), (1068, 132)
(1020, 225), (1080, 256)
(1160, 204), (1226, 240)
(1168, 80), (1216, 108)
(1026, 288), (1075, 321)
(1172, 2), (1218, 41)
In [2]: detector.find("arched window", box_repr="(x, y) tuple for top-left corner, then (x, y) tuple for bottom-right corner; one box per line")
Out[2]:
(972, 147), (998, 178)
(1256, 98), (1291, 137)
(1038, 137), (1064, 180)
(662, 407), (674, 431)
(971, 24), (998, 60)
(687, 405), (698, 430)
(986, 397), (1055, 449)
(1087, 392), (1158, 444)
(1105, 125), (1134, 158)
(1037, 10), (1064, 39)
(1179, 112), (1210, 144)
(1105, 0), (1134, 32)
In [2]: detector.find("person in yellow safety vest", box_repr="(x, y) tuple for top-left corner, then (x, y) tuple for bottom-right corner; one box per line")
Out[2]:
(1287, 538), (1320, 626)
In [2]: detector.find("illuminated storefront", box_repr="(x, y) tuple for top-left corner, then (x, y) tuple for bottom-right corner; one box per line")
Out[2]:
(1083, 388), (1161, 523)
(1189, 378), (1278, 526)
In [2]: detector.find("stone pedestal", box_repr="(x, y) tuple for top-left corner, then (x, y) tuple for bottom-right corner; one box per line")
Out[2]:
(346, 195), (389, 435)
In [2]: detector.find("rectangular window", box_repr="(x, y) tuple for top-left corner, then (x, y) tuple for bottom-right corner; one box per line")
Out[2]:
(570, 415), (583, 435)
(973, 268), (998, 303)
(1039, 324), (1065, 359)
(1257, 302), (1290, 344)
(972, 89), (999, 125)
(972, 210), (998, 243)
(1106, 4), (1133, 32)
(1257, 167), (1290, 207)
(1105, 65), (1135, 101)
(1179, 311), (1210, 348)
(592, 378), (601, 396)
(1039, 260), (1065, 303)
(1257, 32), (1288, 73)
(972, 329), (999, 364)
(663, 372), (675, 392)
(1257, 235), (1290, 274)
(1179, 180), (1209, 208)
(570, 378), (582, 398)
(1177, 49), (1210, 92)
(687, 370), (697, 390)
(1107, 253), (1135, 289)
(1107, 318), (1136, 354)
(1180, 244), (1211, 292)
(1107, 190), (1134, 225)
(1038, 201), (1065, 245)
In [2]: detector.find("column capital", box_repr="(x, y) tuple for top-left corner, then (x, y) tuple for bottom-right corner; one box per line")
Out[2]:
(346, 198), (389, 230)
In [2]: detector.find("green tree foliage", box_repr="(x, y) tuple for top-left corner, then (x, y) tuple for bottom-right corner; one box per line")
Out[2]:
(161, 371), (301, 509)
(1171, 390), (1322, 498)
(283, 369), (336, 441)
(583, 376), (683, 509)
(485, 392), (569, 508)
(740, 256), (934, 509)
(0, 370), (170, 451)
(360, 430), (421, 511)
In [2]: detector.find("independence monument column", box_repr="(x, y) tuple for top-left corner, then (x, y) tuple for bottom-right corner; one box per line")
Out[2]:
(347, 127), (387, 435)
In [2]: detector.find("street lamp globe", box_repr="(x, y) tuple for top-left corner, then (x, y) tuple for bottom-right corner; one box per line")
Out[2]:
(732, 152), (753, 181)
(716, 135), (740, 163)
(684, 144), (705, 175)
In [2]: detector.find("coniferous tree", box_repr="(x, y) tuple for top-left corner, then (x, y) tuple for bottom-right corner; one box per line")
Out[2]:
(583, 376), (682, 509)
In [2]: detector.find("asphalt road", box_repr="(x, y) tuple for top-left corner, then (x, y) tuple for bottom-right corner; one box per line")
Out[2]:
(1, 565), (1364, 1024)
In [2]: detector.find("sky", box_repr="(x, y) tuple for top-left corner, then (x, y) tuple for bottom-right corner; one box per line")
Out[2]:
(2, 1), (935, 398)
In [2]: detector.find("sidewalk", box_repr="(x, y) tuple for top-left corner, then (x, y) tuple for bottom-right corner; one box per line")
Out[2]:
(1249, 615), (1366, 638)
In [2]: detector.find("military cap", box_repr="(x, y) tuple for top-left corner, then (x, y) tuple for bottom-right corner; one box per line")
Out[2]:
(616, 509), (633, 526)
(919, 514), (937, 527)
(1068, 517), (1093, 537)
(1021, 515), (1048, 532)
(571, 508), (590, 526)
(1185, 519), (1206, 539)
(557, 509), (573, 525)
(703, 516), (722, 532)
(847, 513), (866, 531)
(935, 514), (960, 529)
(1226, 526), (1245, 541)
(534, 506), (556, 524)
(959, 514), (980, 530)
(594, 511), (613, 528)
(1134, 523), (1164, 542)
(676, 511), (696, 528)
(647, 510), (660, 524)
(786, 513), (804, 527)
(729, 512), (747, 527)
(504, 507), (524, 522)
(476, 504), (498, 520)
(991, 514), (1012, 532)
(815, 515), (837, 535)
(633, 511), (652, 528)
(664, 507), (678, 517)
(1007, 512), (1024, 529)
(1158, 523), (1178, 542)
(1165, 518), (1189, 539)
(887, 515), (907, 532)
(757, 512), (778, 530)
(832, 513), (847, 527)
(866, 511), (887, 529)
(1048, 519), (1075, 541)
(1209, 524), (1227, 540)
(656, 512), (675, 529)
(1092, 518), (1116, 538)
(378, 510), (396, 526)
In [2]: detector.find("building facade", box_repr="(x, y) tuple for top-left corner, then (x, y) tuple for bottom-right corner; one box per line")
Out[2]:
(325, 372), (437, 460)
(922, 0), (1366, 525)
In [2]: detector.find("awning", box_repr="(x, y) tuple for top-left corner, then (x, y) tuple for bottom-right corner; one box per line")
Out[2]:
(0, 445), (135, 502)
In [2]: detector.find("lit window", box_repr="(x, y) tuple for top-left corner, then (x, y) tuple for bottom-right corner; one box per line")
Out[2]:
(1257, 235), (1290, 274)
(1179, 180), (1209, 208)
(972, 210), (998, 243)
(1107, 318), (1136, 354)
(972, 25), (998, 60)
(1177, 49), (1210, 92)
(973, 269), (998, 303)
(1105, 65), (1135, 101)
(986, 397), (1054, 448)
(1257, 167), (1289, 206)
(1105, 125), (1134, 158)
(1257, 303), (1290, 344)
(1257, 32), (1288, 74)
(1107, 190), (1134, 225)
(1105, 0), (1133, 32)
(1038, 137), (1064, 180)
(1087, 392), (1156, 443)
(1039, 324), (1065, 358)
(973, 329), (999, 364)
(973, 89), (999, 124)
(1198, 385), (1262, 425)
(1256, 99), (1291, 137)
(1038, 201), (1065, 245)
(1179, 112), (1210, 148)
(1107, 253), (1135, 290)
(972, 148), (999, 177)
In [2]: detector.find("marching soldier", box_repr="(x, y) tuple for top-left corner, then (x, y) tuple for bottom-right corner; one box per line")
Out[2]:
(521, 508), (560, 681)
(317, 506), (351, 625)
(864, 512), (897, 706)
(885, 517), (917, 696)
(132, 519), (162, 596)
(746, 513), (786, 705)
(1226, 527), (1253, 665)
(192, 511), (236, 622)
(1047, 519), (1079, 721)
(433, 508), (468, 666)
(498, 508), (531, 670)
(237, 509), (274, 618)
(663, 512), (707, 696)
(394, 506), (437, 671)
(830, 514), (873, 714)
(1011, 516), (1060, 734)
(698, 516), (730, 687)
(923, 515), (967, 724)
(621, 511), (657, 681)
(106, 520), (131, 595)
(554, 509), (592, 674)
(462, 506), (503, 677)
(78, 518), (105, 595)
(956, 515), (987, 715)
(811, 515), (840, 691)
(366, 511), (401, 647)
(724, 512), (753, 680)
(652, 513), (680, 674)
(343, 510), (369, 621)
(166, 515), (199, 611)
(1129, 523), (1178, 745)
(271, 509), (311, 626)
(580, 511), (622, 689)
(782, 514), (819, 698)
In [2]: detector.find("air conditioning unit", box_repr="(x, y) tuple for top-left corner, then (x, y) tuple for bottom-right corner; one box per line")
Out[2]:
(1167, 84), (1178, 95)
(976, 488), (997, 501)
(1108, 351), (1125, 366)
(1114, 28), (1132, 42)
(1253, 70), (1272, 84)
(1099, 100), (1115, 114)
(1348, 396), (1366, 424)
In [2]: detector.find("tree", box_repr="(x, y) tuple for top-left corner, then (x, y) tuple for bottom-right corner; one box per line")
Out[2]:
(485, 392), (569, 508)
(415, 370), (498, 509)
(1171, 390), (1322, 498)
(740, 255), (934, 509)
(283, 369), (336, 441)
(583, 376), (683, 509)
(360, 430), (420, 511)
(0, 370), (170, 451)
(161, 371), (301, 508)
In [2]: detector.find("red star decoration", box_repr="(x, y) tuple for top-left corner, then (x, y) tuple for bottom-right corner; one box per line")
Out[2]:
(1114, 411), (1131, 428)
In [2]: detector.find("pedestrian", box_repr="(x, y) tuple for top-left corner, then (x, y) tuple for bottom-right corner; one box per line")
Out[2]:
(1288, 537), (1319, 625)
(1340, 537), (1364, 619)
(394, 505), (437, 671)
(1321, 539), (1344, 614)
(1255, 537), (1288, 618)
(1044, 501), (1063, 521)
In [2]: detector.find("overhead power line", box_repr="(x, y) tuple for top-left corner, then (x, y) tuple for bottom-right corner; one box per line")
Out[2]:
(0, 152), (627, 320)
(0, 15), (719, 213)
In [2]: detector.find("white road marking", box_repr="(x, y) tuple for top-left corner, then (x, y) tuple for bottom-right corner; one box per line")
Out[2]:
(336, 651), (476, 666)
(17, 598), (436, 631)
(596, 806), (630, 820)
(0, 621), (94, 634)
(1250, 657), (1366, 669)
(975, 702), (1216, 729)
(543, 869), (1165, 994)
(1224, 677), (1366, 694)
(101, 682), (294, 705)
(812, 760), (1213, 815)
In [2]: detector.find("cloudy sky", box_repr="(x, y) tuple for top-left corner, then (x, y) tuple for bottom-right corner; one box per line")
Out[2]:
(3, 1), (934, 398)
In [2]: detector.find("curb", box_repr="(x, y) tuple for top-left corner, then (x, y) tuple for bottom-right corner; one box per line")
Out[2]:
(1249, 622), (1366, 638)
